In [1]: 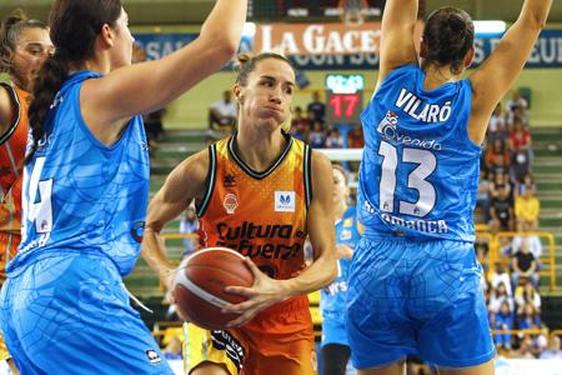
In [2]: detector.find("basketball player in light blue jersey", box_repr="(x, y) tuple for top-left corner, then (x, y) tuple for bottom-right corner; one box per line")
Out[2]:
(347, 1), (552, 374)
(0, 0), (247, 373)
(321, 165), (361, 375)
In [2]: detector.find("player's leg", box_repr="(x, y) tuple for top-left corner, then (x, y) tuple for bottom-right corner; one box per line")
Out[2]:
(322, 343), (351, 375)
(357, 361), (405, 375)
(438, 360), (494, 375)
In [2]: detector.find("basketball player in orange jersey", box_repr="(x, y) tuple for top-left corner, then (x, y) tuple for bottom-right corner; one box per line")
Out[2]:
(0, 11), (53, 373)
(143, 52), (338, 375)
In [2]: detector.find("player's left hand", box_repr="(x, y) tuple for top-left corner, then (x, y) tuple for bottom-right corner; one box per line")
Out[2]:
(222, 257), (288, 327)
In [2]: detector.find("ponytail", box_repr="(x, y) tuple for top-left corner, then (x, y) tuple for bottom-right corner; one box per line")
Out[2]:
(26, 54), (69, 163)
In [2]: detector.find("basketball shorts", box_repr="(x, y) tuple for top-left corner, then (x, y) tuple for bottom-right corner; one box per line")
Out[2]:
(0, 251), (173, 374)
(187, 296), (316, 375)
(346, 237), (495, 369)
(321, 313), (349, 347)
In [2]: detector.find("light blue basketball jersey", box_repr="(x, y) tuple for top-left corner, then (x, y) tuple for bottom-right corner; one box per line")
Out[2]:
(358, 64), (481, 242)
(321, 206), (360, 323)
(10, 71), (150, 276)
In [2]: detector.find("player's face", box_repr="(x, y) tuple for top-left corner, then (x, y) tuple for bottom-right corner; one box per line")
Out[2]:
(236, 58), (296, 131)
(332, 168), (348, 205)
(11, 27), (53, 92)
(109, 8), (134, 69)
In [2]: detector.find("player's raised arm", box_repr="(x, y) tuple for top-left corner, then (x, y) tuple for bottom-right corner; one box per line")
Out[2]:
(376, 0), (419, 90)
(469, 0), (552, 144)
(142, 150), (209, 289)
(83, 0), (247, 126)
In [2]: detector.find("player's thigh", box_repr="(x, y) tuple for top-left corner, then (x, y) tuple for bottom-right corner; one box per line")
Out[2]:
(357, 361), (405, 375)
(438, 359), (495, 375)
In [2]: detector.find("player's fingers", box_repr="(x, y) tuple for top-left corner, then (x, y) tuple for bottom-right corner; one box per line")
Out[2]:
(224, 286), (256, 297)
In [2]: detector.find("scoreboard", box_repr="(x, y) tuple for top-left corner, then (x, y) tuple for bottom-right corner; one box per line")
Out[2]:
(325, 73), (365, 126)
(248, 0), (386, 20)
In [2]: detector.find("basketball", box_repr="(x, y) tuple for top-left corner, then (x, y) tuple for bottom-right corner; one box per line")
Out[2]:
(173, 247), (255, 330)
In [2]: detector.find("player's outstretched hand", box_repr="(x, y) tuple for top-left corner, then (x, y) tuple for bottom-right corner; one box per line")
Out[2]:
(222, 257), (288, 327)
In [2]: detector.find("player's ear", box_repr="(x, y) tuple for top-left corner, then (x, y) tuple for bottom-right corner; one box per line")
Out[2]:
(233, 84), (244, 105)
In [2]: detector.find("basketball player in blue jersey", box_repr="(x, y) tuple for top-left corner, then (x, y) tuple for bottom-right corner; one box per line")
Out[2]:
(321, 164), (361, 375)
(347, 1), (552, 374)
(0, 0), (247, 373)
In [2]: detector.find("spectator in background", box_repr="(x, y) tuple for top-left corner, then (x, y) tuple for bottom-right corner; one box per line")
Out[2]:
(512, 239), (539, 287)
(517, 303), (542, 331)
(307, 90), (325, 122)
(490, 262), (513, 296)
(325, 127), (344, 148)
(347, 126), (364, 148)
(493, 300), (514, 350)
(515, 185), (540, 229)
(512, 224), (543, 262)
(514, 279), (541, 314)
(489, 173), (514, 231)
(510, 149), (531, 186)
(476, 170), (491, 222)
(509, 118), (531, 155)
(485, 139), (510, 172)
(290, 106), (310, 141)
(514, 173), (535, 198)
(489, 282), (513, 314)
(507, 89), (528, 114)
(179, 206), (200, 259)
(208, 90), (237, 134)
(513, 335), (536, 359)
(487, 104), (507, 142)
(309, 120), (326, 148)
(540, 335), (562, 359)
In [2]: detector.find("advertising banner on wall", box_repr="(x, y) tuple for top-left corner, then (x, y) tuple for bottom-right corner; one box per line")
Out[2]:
(134, 27), (562, 70)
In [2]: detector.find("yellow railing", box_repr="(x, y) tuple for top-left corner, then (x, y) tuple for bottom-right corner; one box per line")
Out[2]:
(158, 231), (557, 290)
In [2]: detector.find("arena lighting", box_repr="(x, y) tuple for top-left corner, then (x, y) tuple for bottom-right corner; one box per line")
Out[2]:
(474, 20), (507, 34)
(242, 22), (256, 38)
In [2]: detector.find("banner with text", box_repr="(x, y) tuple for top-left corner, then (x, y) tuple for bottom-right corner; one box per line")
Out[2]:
(133, 28), (562, 70)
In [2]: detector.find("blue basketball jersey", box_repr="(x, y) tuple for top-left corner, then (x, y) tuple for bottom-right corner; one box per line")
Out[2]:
(321, 206), (360, 321)
(10, 71), (150, 276)
(358, 64), (481, 242)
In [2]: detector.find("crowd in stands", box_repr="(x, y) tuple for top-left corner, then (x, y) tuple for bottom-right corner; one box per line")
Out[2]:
(289, 91), (365, 149)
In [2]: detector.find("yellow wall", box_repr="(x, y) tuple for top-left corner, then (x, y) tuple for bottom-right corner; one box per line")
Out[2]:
(163, 68), (562, 129)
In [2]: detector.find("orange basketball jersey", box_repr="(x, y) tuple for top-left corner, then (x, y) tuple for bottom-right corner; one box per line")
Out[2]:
(197, 133), (312, 313)
(0, 83), (29, 276)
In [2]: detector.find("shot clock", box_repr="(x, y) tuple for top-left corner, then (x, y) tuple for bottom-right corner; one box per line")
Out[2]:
(325, 73), (365, 126)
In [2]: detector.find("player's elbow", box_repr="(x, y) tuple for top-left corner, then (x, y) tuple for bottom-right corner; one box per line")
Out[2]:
(200, 34), (239, 66)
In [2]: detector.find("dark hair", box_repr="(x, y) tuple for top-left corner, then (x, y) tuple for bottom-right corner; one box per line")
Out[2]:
(422, 7), (474, 73)
(235, 52), (294, 87)
(26, 0), (122, 163)
(0, 9), (48, 74)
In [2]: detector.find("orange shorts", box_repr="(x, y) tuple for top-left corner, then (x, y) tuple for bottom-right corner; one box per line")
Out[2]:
(187, 296), (316, 375)
(0, 231), (20, 284)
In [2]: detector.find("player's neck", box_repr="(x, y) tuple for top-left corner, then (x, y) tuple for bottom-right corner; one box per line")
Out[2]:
(422, 64), (459, 91)
(234, 127), (287, 172)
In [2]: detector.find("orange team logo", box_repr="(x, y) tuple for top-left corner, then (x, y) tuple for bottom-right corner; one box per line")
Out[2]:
(223, 193), (239, 215)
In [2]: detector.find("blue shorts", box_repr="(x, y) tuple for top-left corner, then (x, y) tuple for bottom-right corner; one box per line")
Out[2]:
(346, 237), (495, 369)
(321, 313), (349, 347)
(0, 251), (172, 374)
